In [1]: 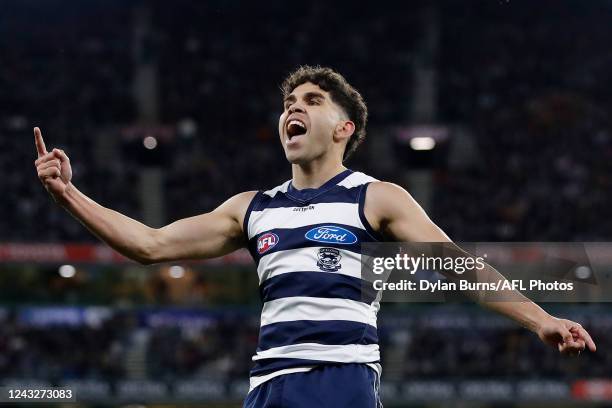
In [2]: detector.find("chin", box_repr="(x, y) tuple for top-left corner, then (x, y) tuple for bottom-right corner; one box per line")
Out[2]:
(286, 155), (305, 165)
(285, 151), (310, 165)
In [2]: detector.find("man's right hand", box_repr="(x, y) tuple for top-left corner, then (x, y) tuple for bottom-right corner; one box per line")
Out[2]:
(34, 127), (73, 203)
(32, 125), (252, 264)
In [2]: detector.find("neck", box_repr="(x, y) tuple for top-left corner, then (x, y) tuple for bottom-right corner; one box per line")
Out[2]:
(291, 158), (346, 190)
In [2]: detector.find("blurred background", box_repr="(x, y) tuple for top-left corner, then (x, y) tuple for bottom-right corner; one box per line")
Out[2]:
(1, 0), (611, 406)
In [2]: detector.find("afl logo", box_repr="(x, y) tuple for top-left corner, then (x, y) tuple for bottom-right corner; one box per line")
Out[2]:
(257, 232), (279, 254)
(305, 225), (358, 245)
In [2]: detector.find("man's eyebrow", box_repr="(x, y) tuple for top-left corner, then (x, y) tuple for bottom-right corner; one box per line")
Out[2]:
(303, 91), (325, 100)
(283, 91), (326, 104)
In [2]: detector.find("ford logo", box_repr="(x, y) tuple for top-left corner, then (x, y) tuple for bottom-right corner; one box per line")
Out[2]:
(305, 225), (357, 245)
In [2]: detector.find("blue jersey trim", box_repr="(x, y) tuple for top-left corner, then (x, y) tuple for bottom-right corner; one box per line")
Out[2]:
(286, 169), (353, 203)
(243, 191), (263, 247)
(358, 183), (384, 242)
(255, 185), (361, 209)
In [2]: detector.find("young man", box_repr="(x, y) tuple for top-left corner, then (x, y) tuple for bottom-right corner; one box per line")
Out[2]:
(35, 66), (595, 407)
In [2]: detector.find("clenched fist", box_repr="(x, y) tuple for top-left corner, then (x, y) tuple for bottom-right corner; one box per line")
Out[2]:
(34, 127), (73, 203)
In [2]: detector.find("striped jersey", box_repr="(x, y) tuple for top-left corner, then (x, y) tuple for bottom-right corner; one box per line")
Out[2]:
(243, 169), (382, 391)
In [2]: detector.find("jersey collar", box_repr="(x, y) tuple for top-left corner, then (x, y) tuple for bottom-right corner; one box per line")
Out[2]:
(287, 168), (353, 202)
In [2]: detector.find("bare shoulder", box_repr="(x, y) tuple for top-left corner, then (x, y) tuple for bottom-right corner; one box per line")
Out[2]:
(216, 190), (258, 224)
(363, 182), (408, 233)
(365, 181), (420, 215)
(221, 190), (258, 209)
(364, 181), (440, 240)
(366, 181), (412, 201)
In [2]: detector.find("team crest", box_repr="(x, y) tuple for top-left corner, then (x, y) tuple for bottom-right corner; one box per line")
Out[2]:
(316, 247), (342, 272)
(257, 232), (279, 254)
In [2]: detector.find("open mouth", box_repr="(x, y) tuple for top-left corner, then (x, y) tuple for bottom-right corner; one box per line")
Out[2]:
(286, 119), (307, 140)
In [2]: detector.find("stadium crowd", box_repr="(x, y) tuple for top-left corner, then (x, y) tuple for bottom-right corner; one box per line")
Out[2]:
(3, 0), (610, 242)
(435, 1), (612, 241)
(1, 1), (610, 400)
(0, 307), (609, 383)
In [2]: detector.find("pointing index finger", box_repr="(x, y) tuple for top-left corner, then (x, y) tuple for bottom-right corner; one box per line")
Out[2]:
(34, 127), (47, 157)
(575, 326), (596, 352)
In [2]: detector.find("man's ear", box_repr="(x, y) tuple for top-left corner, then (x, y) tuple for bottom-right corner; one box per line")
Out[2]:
(333, 120), (355, 143)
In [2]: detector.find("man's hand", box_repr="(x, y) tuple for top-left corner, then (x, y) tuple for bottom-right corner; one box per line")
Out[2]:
(34, 127), (73, 203)
(536, 316), (596, 356)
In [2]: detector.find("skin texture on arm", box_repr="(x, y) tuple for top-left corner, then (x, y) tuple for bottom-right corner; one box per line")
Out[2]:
(364, 181), (596, 355)
(34, 127), (255, 264)
(149, 191), (255, 263)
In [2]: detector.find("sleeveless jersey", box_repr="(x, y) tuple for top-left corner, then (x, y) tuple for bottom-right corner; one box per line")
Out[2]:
(243, 169), (383, 391)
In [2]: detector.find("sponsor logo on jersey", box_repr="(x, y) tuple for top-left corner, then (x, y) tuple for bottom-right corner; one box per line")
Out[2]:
(305, 225), (358, 245)
(257, 232), (279, 254)
(316, 247), (342, 272)
(293, 205), (315, 212)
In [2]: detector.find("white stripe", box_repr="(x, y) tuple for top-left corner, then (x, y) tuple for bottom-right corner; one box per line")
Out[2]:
(263, 180), (291, 197)
(248, 366), (315, 393)
(337, 172), (378, 189)
(367, 362), (382, 378)
(248, 202), (364, 238)
(253, 343), (380, 363)
(257, 246), (363, 283)
(260, 296), (377, 327)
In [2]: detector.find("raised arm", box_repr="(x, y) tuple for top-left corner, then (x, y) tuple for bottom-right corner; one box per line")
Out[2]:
(364, 181), (596, 356)
(34, 127), (255, 265)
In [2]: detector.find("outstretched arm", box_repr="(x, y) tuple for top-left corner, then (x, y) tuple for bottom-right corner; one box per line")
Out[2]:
(34, 127), (255, 264)
(364, 181), (596, 356)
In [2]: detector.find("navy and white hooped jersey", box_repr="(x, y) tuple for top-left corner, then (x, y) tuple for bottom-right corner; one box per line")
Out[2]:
(243, 169), (383, 391)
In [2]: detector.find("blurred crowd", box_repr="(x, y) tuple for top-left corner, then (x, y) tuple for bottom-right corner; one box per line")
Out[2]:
(1, 0), (139, 241)
(2, 0), (610, 241)
(0, 310), (127, 381)
(1, 2), (610, 403)
(435, 0), (612, 240)
(1, 307), (608, 383)
(382, 313), (610, 380)
(155, 0), (419, 220)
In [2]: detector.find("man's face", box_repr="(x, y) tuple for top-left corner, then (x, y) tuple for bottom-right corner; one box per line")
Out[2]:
(278, 82), (347, 165)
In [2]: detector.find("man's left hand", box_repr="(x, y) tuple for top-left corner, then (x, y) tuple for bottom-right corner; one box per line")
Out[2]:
(537, 317), (596, 356)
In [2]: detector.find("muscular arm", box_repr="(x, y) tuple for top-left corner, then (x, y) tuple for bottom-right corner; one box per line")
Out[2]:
(34, 127), (255, 265)
(61, 185), (254, 264)
(364, 181), (596, 355)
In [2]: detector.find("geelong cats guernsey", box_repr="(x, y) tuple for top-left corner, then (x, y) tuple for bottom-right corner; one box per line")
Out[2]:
(243, 169), (382, 392)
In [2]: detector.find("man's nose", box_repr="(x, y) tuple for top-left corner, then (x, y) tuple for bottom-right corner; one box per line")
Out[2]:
(288, 104), (305, 114)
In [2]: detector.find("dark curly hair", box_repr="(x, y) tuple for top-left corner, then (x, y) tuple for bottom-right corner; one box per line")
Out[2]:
(281, 66), (368, 161)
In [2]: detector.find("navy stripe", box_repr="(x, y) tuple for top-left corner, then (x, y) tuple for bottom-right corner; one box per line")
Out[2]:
(257, 320), (378, 352)
(256, 185), (362, 209)
(243, 191), (262, 247)
(358, 183), (384, 241)
(260, 272), (378, 304)
(249, 223), (370, 263)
